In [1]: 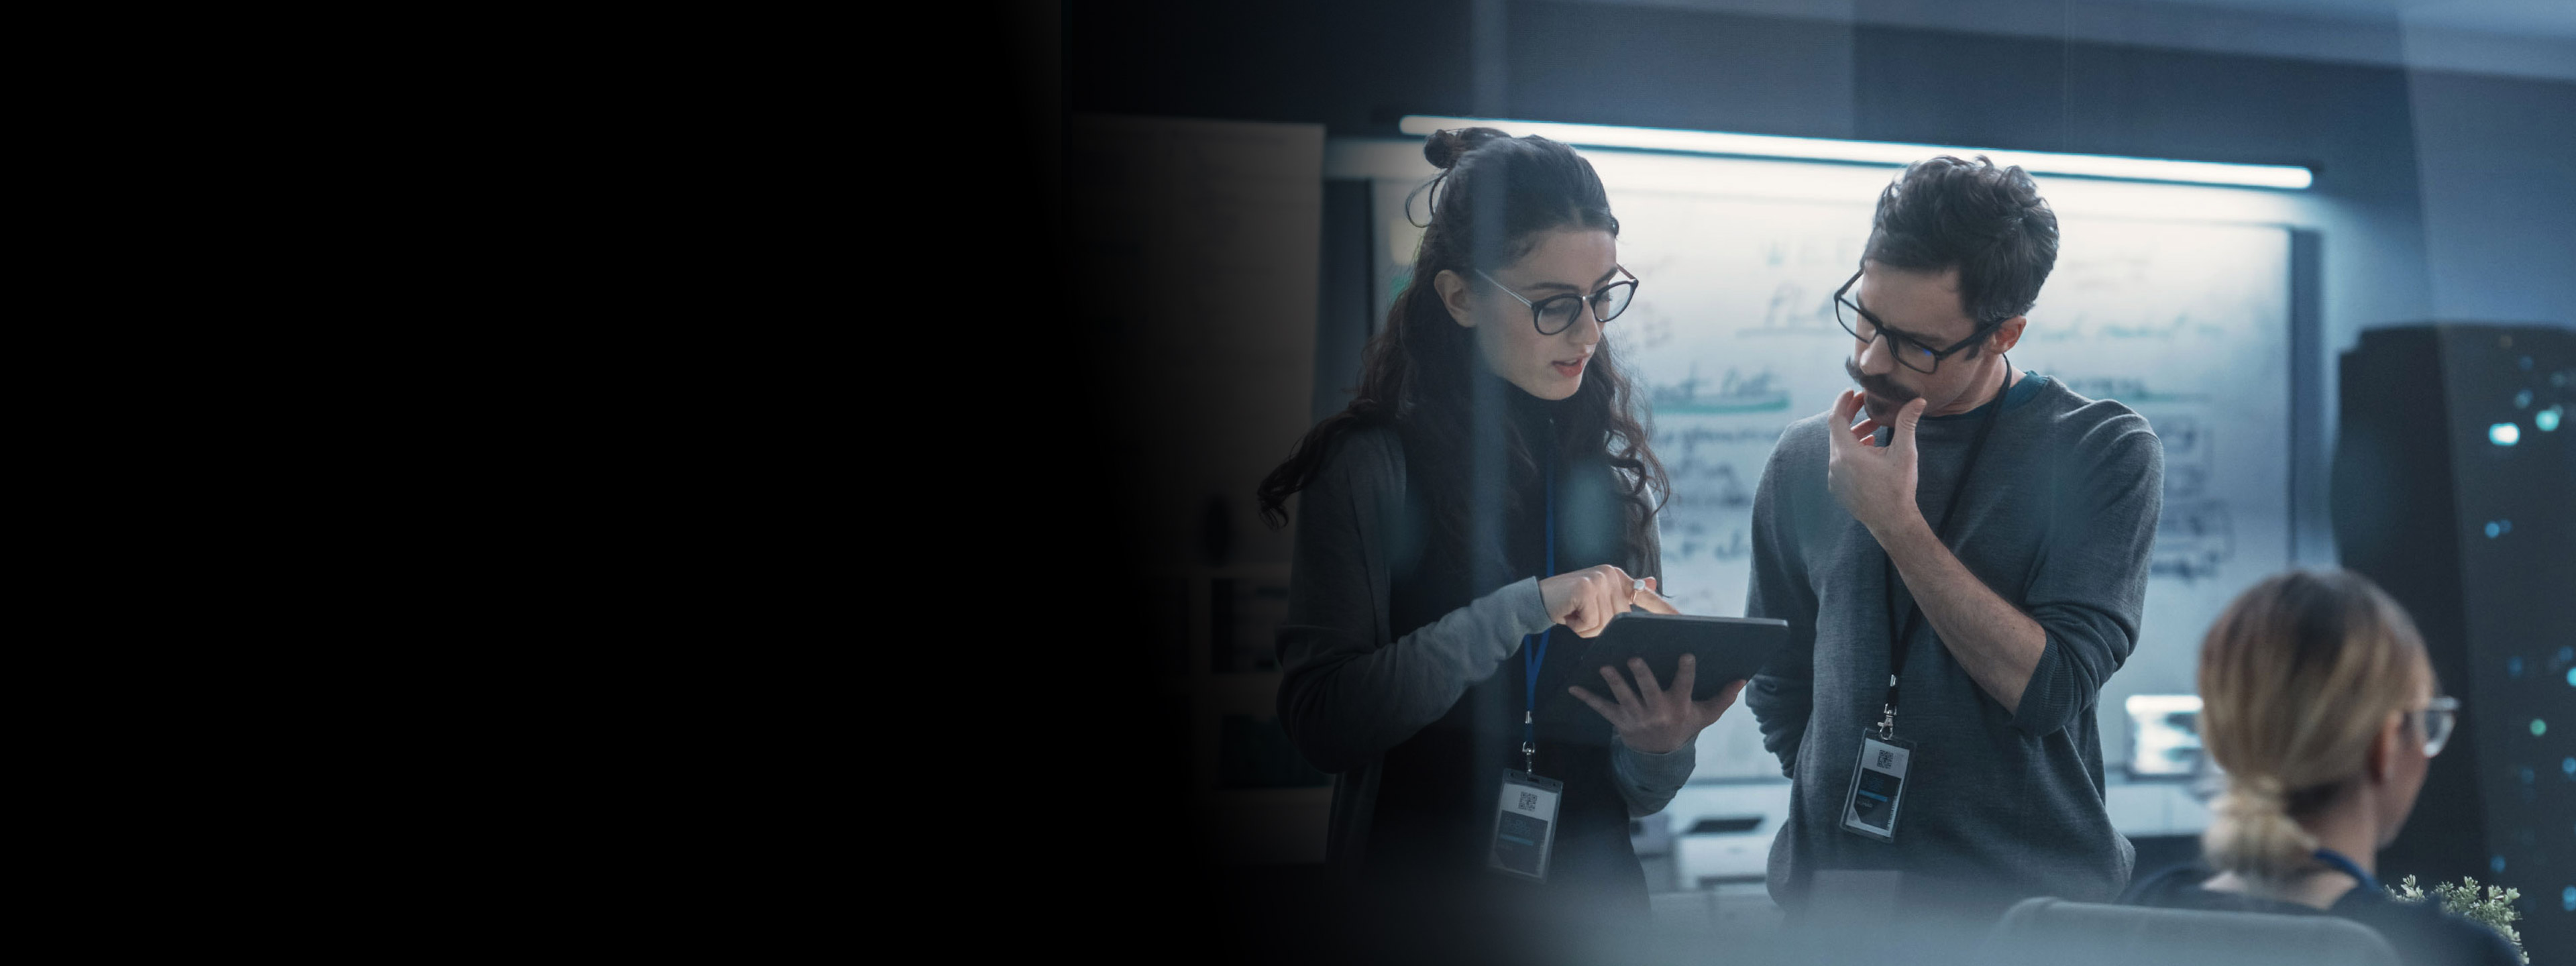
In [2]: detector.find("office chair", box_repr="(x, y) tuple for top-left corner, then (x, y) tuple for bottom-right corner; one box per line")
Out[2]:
(1976, 896), (2401, 966)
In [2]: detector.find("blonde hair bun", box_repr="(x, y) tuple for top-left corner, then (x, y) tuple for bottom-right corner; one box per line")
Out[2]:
(2204, 777), (2321, 887)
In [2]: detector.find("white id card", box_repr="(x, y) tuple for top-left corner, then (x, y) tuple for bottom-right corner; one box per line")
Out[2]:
(1839, 735), (1915, 843)
(1488, 770), (1562, 881)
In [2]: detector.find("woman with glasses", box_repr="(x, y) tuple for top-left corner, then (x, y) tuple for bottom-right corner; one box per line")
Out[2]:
(1255, 127), (1741, 957)
(2119, 569), (2518, 965)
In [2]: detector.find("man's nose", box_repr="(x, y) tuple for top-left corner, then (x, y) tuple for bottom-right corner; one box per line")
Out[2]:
(1856, 334), (1895, 376)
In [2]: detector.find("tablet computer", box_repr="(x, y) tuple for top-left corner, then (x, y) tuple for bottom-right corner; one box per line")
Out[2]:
(1574, 614), (1790, 701)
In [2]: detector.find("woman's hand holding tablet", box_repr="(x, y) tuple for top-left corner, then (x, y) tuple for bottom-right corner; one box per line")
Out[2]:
(1561, 608), (1786, 753)
(1567, 653), (1749, 755)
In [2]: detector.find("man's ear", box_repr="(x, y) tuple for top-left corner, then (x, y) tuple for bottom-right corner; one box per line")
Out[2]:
(1434, 269), (1477, 329)
(1988, 315), (2028, 356)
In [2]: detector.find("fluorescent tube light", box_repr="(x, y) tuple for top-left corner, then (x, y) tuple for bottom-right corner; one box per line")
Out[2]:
(1397, 115), (2314, 190)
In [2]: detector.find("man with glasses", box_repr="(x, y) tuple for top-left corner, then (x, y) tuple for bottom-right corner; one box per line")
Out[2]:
(1743, 156), (2166, 927)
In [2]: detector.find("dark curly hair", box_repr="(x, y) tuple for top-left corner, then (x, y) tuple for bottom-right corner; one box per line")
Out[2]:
(1864, 155), (2059, 353)
(1256, 127), (1667, 568)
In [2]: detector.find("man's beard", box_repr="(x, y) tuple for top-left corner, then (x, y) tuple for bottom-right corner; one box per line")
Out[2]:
(1845, 357), (1919, 421)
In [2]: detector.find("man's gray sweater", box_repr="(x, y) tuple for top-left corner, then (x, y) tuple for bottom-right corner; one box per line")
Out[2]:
(1745, 373), (2163, 912)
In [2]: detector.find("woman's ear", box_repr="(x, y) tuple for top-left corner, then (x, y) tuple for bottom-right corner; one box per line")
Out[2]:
(1434, 269), (1477, 329)
(2367, 711), (2405, 784)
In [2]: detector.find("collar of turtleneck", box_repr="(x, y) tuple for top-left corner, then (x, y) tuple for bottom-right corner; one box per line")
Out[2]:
(1495, 374), (1568, 454)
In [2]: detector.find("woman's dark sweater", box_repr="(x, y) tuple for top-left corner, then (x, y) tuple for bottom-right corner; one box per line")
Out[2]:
(1275, 384), (1695, 959)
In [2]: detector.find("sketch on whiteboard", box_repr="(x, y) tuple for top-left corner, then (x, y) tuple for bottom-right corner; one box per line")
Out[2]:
(2144, 415), (2235, 584)
(1663, 425), (1794, 448)
(1653, 393), (1770, 577)
(2057, 376), (2213, 406)
(1674, 528), (1750, 563)
(1662, 437), (1758, 563)
(1628, 301), (1677, 352)
(1666, 458), (1754, 508)
(2157, 416), (2212, 496)
(1651, 365), (1792, 415)
(1746, 280), (1842, 336)
(2154, 499), (2237, 583)
(2102, 315), (2197, 340)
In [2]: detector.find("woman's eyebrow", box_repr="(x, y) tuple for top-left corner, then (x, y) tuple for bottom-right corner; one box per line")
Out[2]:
(1525, 268), (1623, 294)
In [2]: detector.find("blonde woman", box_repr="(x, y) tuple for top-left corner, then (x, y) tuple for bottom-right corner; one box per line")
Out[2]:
(2119, 570), (2518, 965)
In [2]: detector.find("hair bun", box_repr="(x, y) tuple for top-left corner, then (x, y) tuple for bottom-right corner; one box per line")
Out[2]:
(1425, 127), (1511, 170)
(2203, 777), (2322, 889)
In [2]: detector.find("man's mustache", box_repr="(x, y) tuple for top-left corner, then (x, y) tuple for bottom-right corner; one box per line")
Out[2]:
(1845, 358), (1918, 402)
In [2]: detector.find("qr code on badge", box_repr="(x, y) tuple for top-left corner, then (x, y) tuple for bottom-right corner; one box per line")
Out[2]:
(1876, 750), (1895, 769)
(1519, 792), (1538, 810)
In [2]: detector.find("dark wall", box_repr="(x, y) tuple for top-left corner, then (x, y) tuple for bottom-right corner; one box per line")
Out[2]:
(1505, 2), (1862, 140)
(2408, 69), (2576, 326)
(1066, 0), (1474, 132)
(1854, 25), (2427, 202)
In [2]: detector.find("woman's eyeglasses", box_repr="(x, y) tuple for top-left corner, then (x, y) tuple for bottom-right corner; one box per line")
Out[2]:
(2410, 696), (2460, 757)
(1474, 265), (1639, 335)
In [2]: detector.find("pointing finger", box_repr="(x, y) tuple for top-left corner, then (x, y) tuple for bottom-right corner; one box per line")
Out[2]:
(1630, 582), (1681, 615)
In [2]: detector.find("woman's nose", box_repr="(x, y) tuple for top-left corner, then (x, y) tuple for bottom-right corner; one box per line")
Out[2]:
(1568, 313), (1603, 349)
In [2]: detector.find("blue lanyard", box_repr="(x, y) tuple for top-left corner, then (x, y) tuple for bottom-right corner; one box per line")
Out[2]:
(2312, 849), (2381, 894)
(1519, 461), (1556, 773)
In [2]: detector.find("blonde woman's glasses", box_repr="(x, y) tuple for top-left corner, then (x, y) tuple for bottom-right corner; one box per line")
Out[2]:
(2411, 696), (2460, 757)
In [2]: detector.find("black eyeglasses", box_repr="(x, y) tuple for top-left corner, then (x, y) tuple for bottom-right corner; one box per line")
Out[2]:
(1474, 265), (1639, 335)
(1833, 268), (2006, 374)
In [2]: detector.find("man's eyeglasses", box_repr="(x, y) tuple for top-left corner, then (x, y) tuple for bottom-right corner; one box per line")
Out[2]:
(2410, 696), (2460, 757)
(1833, 268), (2007, 374)
(1474, 265), (1639, 335)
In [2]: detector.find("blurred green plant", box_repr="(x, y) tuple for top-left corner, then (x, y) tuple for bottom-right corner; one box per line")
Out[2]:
(2386, 874), (2526, 964)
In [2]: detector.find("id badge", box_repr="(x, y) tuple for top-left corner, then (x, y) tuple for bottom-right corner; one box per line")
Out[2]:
(1839, 735), (1915, 843)
(1488, 770), (1562, 882)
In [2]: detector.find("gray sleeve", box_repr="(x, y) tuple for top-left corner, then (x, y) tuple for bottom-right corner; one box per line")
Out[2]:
(2010, 415), (2163, 737)
(1275, 432), (1554, 774)
(1612, 736), (1697, 817)
(1611, 499), (1695, 816)
(1743, 430), (1819, 778)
